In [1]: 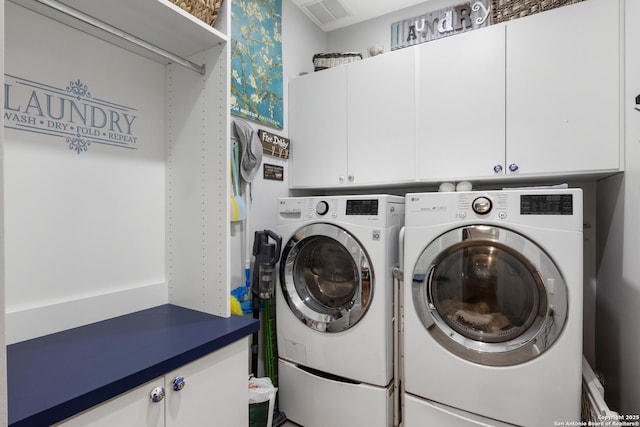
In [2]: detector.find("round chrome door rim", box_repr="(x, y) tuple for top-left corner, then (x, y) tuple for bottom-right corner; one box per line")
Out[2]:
(411, 225), (568, 366)
(280, 223), (374, 333)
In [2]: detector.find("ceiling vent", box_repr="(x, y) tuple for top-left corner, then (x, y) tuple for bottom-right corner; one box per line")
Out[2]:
(302, 0), (351, 26)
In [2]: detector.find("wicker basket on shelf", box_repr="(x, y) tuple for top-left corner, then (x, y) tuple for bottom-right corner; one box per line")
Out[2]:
(491, 0), (582, 23)
(313, 53), (363, 72)
(170, 0), (223, 26)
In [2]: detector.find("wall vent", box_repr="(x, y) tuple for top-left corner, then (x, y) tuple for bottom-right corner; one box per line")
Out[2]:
(302, 0), (351, 26)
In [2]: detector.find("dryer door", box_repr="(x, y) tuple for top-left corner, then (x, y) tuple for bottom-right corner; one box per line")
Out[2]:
(280, 223), (373, 333)
(412, 225), (567, 366)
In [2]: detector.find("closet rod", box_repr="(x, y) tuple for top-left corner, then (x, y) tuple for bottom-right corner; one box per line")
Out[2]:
(35, 0), (207, 75)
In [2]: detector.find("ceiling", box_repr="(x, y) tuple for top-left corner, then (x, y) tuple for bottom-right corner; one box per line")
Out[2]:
(291, 0), (430, 32)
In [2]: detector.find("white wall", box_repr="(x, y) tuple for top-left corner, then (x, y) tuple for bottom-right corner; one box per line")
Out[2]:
(595, 0), (640, 415)
(229, 0), (325, 291)
(3, 3), (169, 343)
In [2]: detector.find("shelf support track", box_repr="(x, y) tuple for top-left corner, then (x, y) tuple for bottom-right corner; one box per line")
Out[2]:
(32, 0), (207, 75)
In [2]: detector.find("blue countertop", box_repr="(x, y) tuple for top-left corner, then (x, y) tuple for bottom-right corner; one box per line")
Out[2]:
(7, 304), (260, 426)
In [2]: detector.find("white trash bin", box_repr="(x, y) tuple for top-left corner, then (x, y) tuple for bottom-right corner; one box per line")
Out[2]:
(249, 377), (277, 427)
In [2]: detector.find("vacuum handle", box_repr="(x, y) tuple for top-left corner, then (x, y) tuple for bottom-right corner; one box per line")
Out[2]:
(262, 229), (282, 265)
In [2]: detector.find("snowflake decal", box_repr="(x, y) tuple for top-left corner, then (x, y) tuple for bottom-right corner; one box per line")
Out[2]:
(67, 136), (91, 154)
(66, 79), (91, 100)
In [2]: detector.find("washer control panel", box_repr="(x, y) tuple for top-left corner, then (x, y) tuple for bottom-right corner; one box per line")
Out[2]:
(456, 193), (508, 220)
(405, 189), (582, 230)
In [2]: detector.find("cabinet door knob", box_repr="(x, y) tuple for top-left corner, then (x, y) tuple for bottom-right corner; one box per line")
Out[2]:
(172, 376), (186, 391)
(493, 164), (503, 174)
(508, 163), (519, 173)
(348, 175), (354, 182)
(150, 386), (165, 403)
(339, 176), (345, 183)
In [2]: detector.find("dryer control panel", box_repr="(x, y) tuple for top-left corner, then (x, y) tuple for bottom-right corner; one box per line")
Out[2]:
(346, 199), (379, 216)
(277, 196), (405, 227)
(405, 189), (582, 231)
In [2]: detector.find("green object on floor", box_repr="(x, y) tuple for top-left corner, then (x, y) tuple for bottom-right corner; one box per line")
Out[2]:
(263, 297), (287, 426)
(249, 401), (270, 427)
(263, 298), (278, 389)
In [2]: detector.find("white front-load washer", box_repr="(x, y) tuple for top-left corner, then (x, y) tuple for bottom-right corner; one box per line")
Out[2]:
(402, 189), (583, 426)
(276, 195), (404, 427)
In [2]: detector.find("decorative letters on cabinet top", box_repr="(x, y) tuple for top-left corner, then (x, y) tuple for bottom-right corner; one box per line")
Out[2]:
(391, 0), (491, 50)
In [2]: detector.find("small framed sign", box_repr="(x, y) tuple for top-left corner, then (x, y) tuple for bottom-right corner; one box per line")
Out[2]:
(258, 129), (290, 159)
(263, 163), (284, 181)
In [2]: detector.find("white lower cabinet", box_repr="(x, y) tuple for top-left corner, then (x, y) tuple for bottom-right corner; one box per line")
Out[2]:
(165, 340), (248, 427)
(55, 378), (164, 427)
(55, 340), (249, 427)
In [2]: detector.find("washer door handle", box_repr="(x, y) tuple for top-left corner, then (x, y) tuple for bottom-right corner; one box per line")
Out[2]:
(361, 266), (371, 308)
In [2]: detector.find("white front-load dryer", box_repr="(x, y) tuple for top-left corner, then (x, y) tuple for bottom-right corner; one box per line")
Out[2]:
(276, 195), (404, 427)
(402, 189), (583, 427)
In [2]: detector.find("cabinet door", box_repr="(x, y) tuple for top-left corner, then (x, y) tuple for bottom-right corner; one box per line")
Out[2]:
(55, 378), (165, 427)
(347, 48), (416, 185)
(289, 67), (348, 188)
(416, 24), (506, 181)
(57, 339), (249, 427)
(506, 0), (620, 175)
(166, 339), (249, 427)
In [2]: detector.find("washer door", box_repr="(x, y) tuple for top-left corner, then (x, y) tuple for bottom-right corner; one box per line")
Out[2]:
(412, 225), (567, 366)
(280, 223), (373, 333)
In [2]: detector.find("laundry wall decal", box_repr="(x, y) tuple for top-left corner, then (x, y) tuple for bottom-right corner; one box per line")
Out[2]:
(3, 74), (139, 154)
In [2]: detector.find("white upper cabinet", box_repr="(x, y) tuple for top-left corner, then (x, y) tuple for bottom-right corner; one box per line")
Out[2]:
(289, 0), (622, 189)
(289, 48), (416, 188)
(289, 66), (348, 188)
(505, 0), (621, 176)
(416, 24), (506, 181)
(347, 47), (416, 186)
